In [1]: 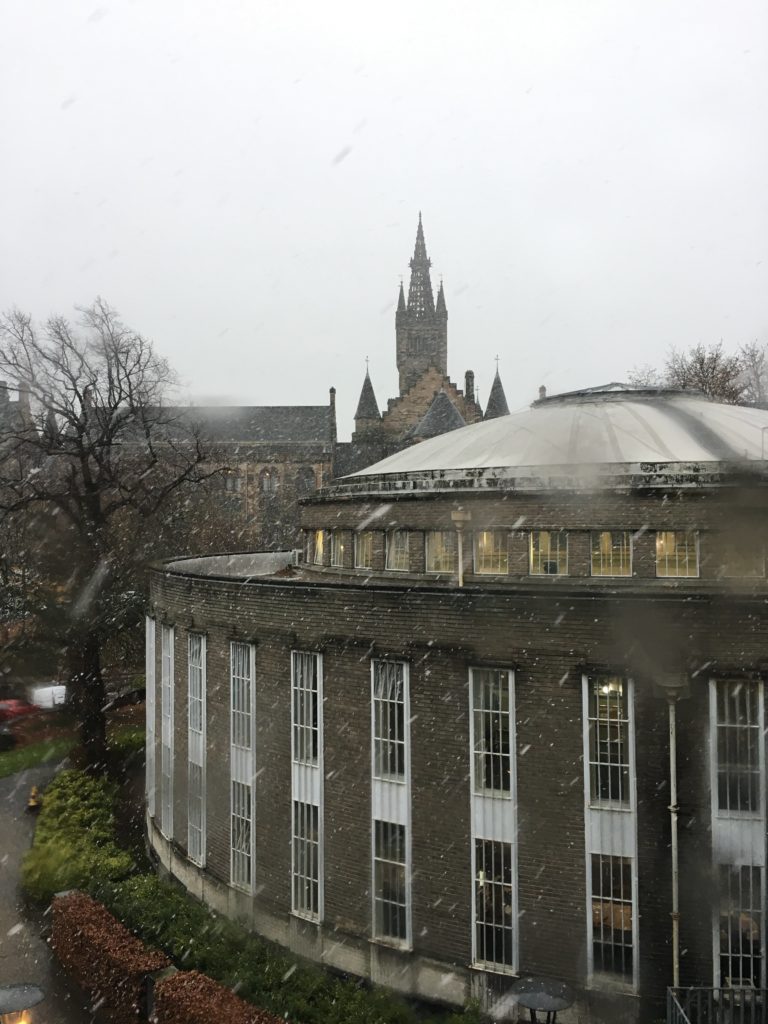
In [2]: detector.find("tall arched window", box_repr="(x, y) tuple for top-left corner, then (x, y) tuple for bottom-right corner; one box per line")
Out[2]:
(260, 467), (279, 494)
(296, 466), (317, 496)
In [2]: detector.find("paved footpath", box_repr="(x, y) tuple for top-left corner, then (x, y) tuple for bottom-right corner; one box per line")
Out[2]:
(0, 763), (99, 1023)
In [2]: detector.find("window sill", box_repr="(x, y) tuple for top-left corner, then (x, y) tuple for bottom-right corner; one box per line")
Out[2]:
(587, 973), (637, 996)
(369, 937), (412, 953)
(291, 910), (320, 925)
(469, 961), (518, 977)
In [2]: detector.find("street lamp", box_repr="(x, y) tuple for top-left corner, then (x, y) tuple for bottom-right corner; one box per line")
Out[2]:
(0, 985), (45, 1024)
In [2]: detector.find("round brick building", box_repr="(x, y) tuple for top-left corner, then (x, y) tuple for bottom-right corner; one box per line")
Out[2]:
(146, 385), (768, 1022)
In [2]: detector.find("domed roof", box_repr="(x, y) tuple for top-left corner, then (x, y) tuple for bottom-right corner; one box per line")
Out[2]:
(342, 385), (768, 494)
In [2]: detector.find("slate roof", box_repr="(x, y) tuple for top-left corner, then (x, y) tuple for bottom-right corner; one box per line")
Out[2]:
(354, 373), (381, 420)
(484, 370), (510, 420)
(405, 390), (465, 440)
(163, 405), (333, 444)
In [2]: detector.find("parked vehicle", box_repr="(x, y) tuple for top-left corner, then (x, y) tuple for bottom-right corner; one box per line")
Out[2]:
(0, 698), (40, 722)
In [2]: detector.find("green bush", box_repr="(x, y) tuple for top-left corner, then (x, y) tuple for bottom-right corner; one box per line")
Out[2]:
(22, 769), (136, 903)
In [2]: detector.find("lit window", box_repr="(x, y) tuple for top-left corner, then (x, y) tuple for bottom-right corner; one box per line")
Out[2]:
(386, 531), (409, 572)
(719, 865), (763, 988)
(373, 660), (406, 780)
(587, 677), (630, 806)
(475, 531), (508, 575)
(591, 854), (634, 979)
(475, 839), (514, 969)
(293, 801), (319, 919)
(656, 531), (698, 577)
(715, 680), (761, 815)
(354, 531), (373, 569)
(530, 531), (568, 575)
(717, 534), (765, 579)
(373, 820), (407, 942)
(425, 530), (457, 573)
(471, 669), (511, 794)
(260, 467), (278, 493)
(292, 651), (319, 766)
(591, 531), (631, 576)
(313, 529), (325, 565)
(330, 530), (345, 567)
(187, 633), (206, 866)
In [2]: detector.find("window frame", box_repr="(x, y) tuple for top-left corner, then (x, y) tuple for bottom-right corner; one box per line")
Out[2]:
(159, 623), (174, 840)
(385, 530), (410, 572)
(354, 530), (374, 569)
(425, 529), (458, 574)
(312, 529), (325, 566)
(655, 530), (700, 578)
(187, 632), (207, 867)
(529, 530), (569, 576)
(290, 651), (323, 921)
(590, 531), (632, 577)
(230, 640), (256, 893)
(473, 530), (509, 576)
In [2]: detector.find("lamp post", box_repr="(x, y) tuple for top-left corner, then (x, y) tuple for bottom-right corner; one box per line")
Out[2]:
(0, 985), (44, 1023)
(451, 508), (472, 587)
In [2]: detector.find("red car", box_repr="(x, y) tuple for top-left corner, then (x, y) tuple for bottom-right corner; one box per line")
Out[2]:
(0, 699), (40, 722)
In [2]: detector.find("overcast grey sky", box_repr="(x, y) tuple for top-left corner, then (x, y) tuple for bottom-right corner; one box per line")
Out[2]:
(2, 0), (766, 438)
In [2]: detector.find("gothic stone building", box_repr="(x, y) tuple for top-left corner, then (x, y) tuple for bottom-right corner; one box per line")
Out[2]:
(146, 385), (768, 1023)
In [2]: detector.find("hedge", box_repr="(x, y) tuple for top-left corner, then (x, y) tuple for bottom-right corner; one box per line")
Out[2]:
(153, 970), (283, 1024)
(22, 769), (135, 902)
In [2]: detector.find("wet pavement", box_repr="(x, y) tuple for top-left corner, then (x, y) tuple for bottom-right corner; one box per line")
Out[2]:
(0, 763), (100, 1023)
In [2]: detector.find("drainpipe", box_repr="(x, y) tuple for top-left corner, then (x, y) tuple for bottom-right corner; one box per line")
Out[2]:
(451, 509), (472, 587)
(668, 696), (680, 989)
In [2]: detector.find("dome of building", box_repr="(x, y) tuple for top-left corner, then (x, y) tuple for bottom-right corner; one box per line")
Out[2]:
(346, 385), (768, 490)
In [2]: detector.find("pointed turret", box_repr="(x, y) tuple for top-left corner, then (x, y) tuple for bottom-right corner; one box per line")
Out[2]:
(405, 390), (465, 442)
(436, 280), (447, 317)
(397, 281), (406, 313)
(396, 214), (448, 395)
(484, 369), (510, 420)
(353, 369), (382, 442)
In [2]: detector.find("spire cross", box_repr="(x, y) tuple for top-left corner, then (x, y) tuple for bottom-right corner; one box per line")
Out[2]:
(495, 354), (500, 369)
(365, 356), (369, 371)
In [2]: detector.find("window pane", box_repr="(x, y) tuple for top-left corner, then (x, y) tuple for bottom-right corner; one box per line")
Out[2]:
(588, 678), (630, 805)
(373, 661), (406, 780)
(231, 780), (252, 889)
(472, 669), (511, 794)
(331, 530), (345, 567)
(475, 531), (508, 574)
(231, 643), (252, 750)
(374, 820), (407, 941)
(355, 531), (373, 568)
(719, 864), (763, 988)
(475, 839), (514, 968)
(293, 801), (319, 917)
(591, 532), (631, 576)
(426, 530), (457, 573)
(716, 680), (761, 815)
(592, 854), (634, 978)
(656, 531), (699, 577)
(292, 651), (319, 765)
(386, 531), (410, 571)
(530, 531), (568, 575)
(313, 530), (324, 565)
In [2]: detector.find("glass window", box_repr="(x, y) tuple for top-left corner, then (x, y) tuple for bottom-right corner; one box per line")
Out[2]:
(330, 530), (345, 567)
(372, 660), (406, 780)
(591, 531), (631, 576)
(425, 530), (457, 573)
(471, 669), (511, 794)
(293, 801), (319, 919)
(386, 530), (409, 572)
(373, 820), (407, 941)
(716, 534), (765, 579)
(587, 677), (630, 806)
(475, 839), (514, 969)
(231, 779), (252, 890)
(160, 624), (174, 839)
(313, 529), (325, 565)
(292, 651), (319, 766)
(188, 634), (204, 736)
(530, 531), (568, 575)
(719, 865), (763, 988)
(224, 473), (242, 493)
(715, 680), (761, 815)
(592, 854), (634, 978)
(354, 531), (373, 569)
(656, 531), (699, 577)
(260, 467), (278, 493)
(187, 633), (205, 866)
(231, 642), (252, 750)
(475, 531), (508, 575)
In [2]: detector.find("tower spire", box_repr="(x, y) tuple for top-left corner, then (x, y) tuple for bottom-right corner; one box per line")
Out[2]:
(484, 367), (510, 420)
(407, 214), (435, 318)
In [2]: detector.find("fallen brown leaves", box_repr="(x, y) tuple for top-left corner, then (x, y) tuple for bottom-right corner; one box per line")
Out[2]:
(154, 970), (283, 1024)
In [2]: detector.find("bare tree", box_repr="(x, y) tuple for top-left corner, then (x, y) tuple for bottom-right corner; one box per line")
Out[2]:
(0, 299), (213, 768)
(628, 343), (747, 404)
(738, 341), (768, 407)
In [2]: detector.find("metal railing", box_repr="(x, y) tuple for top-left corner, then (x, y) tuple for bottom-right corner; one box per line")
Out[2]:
(669, 988), (768, 1024)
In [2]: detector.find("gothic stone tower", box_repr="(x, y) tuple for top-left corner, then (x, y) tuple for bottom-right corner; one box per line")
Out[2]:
(396, 213), (447, 395)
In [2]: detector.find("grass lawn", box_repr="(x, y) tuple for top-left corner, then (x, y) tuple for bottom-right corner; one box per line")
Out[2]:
(0, 707), (145, 779)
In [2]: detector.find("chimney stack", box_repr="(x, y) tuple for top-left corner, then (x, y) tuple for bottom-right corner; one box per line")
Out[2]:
(464, 370), (475, 404)
(539, 385), (547, 401)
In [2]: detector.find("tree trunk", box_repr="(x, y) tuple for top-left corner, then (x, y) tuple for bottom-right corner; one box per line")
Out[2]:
(70, 633), (108, 771)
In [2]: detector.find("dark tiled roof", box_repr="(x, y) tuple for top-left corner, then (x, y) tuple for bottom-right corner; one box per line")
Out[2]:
(166, 405), (333, 444)
(484, 370), (510, 419)
(406, 390), (465, 440)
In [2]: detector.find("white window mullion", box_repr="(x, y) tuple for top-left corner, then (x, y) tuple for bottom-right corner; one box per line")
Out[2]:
(291, 651), (323, 921)
(230, 642), (256, 892)
(371, 659), (411, 947)
(160, 624), (174, 839)
(187, 633), (206, 866)
(145, 617), (156, 819)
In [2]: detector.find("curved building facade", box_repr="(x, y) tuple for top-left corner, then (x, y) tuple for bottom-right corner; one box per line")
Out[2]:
(146, 387), (768, 1021)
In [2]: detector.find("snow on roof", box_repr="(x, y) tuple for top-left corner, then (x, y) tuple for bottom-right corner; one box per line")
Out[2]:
(345, 388), (768, 488)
